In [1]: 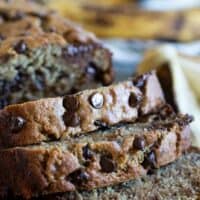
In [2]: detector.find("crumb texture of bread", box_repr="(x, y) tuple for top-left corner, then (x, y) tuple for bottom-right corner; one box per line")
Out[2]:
(0, 114), (192, 199)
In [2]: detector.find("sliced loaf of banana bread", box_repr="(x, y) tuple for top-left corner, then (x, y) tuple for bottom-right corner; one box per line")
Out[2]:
(36, 147), (200, 200)
(0, 114), (192, 199)
(0, 0), (113, 108)
(0, 71), (165, 149)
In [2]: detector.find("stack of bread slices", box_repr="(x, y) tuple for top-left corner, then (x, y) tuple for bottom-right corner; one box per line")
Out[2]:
(0, 71), (196, 199)
(0, 1), (199, 200)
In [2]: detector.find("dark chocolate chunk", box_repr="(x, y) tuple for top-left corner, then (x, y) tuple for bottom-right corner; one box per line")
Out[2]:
(68, 169), (90, 186)
(0, 80), (9, 95)
(62, 45), (78, 57)
(9, 116), (26, 133)
(133, 74), (148, 90)
(133, 136), (146, 150)
(100, 155), (116, 173)
(82, 144), (93, 160)
(85, 64), (97, 77)
(63, 112), (80, 127)
(89, 92), (104, 109)
(142, 151), (156, 169)
(129, 92), (143, 108)
(14, 40), (28, 54)
(94, 120), (108, 130)
(159, 104), (175, 119)
(32, 70), (46, 91)
(63, 95), (79, 112)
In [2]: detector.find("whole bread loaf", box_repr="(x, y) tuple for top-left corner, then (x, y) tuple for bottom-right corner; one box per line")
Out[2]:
(0, 114), (192, 199)
(0, 71), (165, 149)
(0, 0), (113, 108)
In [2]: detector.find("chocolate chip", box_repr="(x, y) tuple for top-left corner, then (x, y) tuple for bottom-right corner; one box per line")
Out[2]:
(9, 116), (26, 133)
(85, 64), (97, 77)
(63, 112), (80, 127)
(62, 45), (78, 57)
(68, 169), (90, 186)
(32, 70), (46, 91)
(160, 104), (175, 119)
(78, 45), (89, 53)
(14, 40), (28, 54)
(82, 144), (93, 160)
(129, 92), (143, 108)
(94, 120), (108, 130)
(89, 92), (104, 109)
(63, 95), (79, 112)
(142, 151), (156, 169)
(133, 136), (146, 150)
(133, 74), (148, 89)
(100, 155), (116, 173)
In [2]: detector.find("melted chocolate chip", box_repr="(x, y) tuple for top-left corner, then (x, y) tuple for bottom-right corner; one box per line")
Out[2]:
(9, 116), (26, 133)
(0, 80), (9, 95)
(85, 64), (97, 78)
(94, 120), (108, 130)
(14, 40), (28, 54)
(68, 169), (90, 186)
(129, 92), (143, 108)
(63, 112), (80, 127)
(133, 74), (148, 90)
(142, 151), (156, 169)
(89, 92), (104, 109)
(100, 155), (116, 173)
(133, 136), (146, 150)
(62, 45), (78, 57)
(160, 104), (175, 119)
(82, 144), (93, 160)
(63, 95), (79, 112)
(33, 70), (46, 91)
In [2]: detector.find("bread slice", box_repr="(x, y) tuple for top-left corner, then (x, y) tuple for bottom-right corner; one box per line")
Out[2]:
(0, 114), (192, 199)
(35, 147), (200, 200)
(0, 71), (165, 149)
(0, 0), (113, 108)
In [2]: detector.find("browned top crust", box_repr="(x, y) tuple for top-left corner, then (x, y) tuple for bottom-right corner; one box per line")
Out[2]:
(0, 71), (165, 148)
(0, 0), (99, 58)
